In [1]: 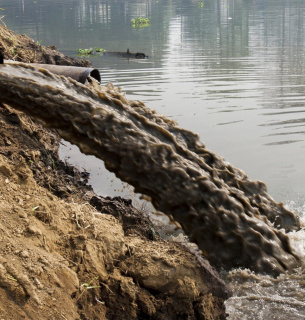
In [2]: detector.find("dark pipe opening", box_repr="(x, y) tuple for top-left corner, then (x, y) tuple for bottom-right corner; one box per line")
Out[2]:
(89, 68), (101, 83)
(77, 67), (101, 84)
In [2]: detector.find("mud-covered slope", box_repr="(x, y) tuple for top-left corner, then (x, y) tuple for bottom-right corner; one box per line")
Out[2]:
(0, 26), (230, 320)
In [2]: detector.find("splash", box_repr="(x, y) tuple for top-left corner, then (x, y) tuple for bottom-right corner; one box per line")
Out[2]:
(0, 62), (301, 276)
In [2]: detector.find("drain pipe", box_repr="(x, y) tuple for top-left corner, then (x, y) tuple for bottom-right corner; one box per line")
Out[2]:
(0, 52), (101, 84)
(28, 63), (101, 84)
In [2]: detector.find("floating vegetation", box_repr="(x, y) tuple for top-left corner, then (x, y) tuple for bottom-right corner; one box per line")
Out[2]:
(131, 17), (150, 28)
(95, 47), (107, 53)
(77, 48), (93, 56)
(77, 47), (106, 57)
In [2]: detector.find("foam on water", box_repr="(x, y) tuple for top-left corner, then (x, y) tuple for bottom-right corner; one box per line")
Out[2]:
(225, 201), (305, 320)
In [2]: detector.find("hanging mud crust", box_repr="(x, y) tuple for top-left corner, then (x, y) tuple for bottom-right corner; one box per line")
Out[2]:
(90, 195), (156, 240)
(0, 61), (301, 277)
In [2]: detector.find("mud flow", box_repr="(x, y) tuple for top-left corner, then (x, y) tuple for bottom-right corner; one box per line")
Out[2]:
(0, 62), (301, 276)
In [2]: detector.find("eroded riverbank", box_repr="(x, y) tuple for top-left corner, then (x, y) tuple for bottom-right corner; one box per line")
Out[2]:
(0, 26), (230, 319)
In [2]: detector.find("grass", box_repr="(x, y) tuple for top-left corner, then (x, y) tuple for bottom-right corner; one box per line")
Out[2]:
(32, 206), (39, 212)
(7, 275), (17, 282)
(76, 277), (101, 302)
(11, 47), (18, 59)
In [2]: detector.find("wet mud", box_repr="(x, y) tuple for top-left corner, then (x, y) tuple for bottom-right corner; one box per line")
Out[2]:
(0, 61), (301, 276)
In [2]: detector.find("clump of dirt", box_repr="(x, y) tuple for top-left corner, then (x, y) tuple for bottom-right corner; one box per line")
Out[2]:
(89, 196), (156, 240)
(0, 25), (231, 319)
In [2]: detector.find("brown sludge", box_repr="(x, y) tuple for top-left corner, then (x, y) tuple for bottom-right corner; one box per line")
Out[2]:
(0, 62), (301, 276)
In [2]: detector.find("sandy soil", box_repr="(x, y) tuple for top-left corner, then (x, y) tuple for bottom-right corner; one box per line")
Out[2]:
(0, 26), (230, 319)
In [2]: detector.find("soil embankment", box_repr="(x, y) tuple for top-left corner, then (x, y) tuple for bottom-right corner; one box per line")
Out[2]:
(0, 26), (230, 319)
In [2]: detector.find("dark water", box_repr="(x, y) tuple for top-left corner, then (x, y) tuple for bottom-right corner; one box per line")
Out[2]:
(2, 0), (305, 318)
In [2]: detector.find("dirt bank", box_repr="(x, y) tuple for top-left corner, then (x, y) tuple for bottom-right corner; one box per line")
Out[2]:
(0, 26), (230, 319)
(0, 26), (90, 66)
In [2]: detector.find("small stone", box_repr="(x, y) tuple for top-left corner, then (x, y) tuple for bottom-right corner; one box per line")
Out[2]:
(38, 256), (50, 266)
(0, 165), (12, 177)
(78, 234), (87, 240)
(4, 138), (12, 146)
(34, 278), (44, 289)
(47, 289), (54, 295)
(26, 225), (42, 236)
(20, 250), (30, 258)
(19, 212), (28, 218)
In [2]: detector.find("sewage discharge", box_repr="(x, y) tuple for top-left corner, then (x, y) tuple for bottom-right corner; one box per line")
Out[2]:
(0, 62), (301, 276)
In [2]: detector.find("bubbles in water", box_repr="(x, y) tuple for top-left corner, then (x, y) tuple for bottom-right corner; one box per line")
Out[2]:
(285, 198), (305, 222)
(225, 200), (305, 320)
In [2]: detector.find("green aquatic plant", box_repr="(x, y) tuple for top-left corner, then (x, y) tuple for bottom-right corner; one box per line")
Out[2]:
(131, 17), (150, 28)
(77, 48), (94, 56)
(77, 47), (106, 57)
(198, 1), (204, 8)
(95, 47), (107, 53)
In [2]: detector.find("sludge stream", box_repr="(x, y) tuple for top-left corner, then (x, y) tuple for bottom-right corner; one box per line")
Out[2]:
(0, 62), (302, 277)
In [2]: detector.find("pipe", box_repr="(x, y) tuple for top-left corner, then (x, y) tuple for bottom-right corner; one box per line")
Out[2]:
(0, 56), (101, 84)
(29, 63), (101, 84)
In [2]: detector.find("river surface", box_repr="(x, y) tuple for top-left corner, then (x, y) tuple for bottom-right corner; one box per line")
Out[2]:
(2, 0), (305, 318)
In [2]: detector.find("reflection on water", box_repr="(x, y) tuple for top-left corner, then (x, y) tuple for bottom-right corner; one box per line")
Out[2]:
(2, 0), (305, 318)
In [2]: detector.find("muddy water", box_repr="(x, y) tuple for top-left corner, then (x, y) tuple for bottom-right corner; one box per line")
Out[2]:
(0, 62), (302, 279)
